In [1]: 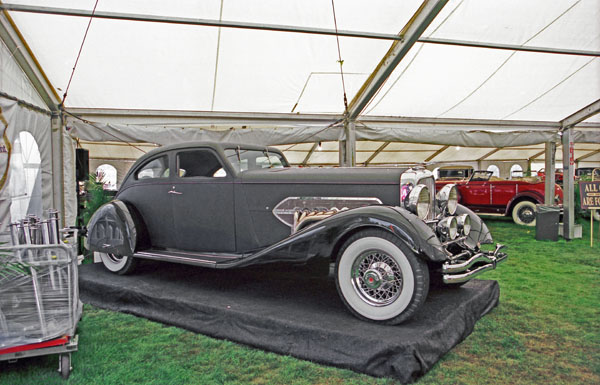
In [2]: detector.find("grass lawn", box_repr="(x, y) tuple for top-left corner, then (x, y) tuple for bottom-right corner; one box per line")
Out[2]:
(1, 217), (598, 384)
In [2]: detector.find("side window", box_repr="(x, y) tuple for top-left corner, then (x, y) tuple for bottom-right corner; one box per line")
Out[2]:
(136, 155), (169, 180)
(256, 155), (284, 169)
(177, 150), (226, 178)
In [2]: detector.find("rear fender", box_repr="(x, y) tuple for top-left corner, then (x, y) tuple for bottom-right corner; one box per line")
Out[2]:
(85, 200), (148, 256)
(505, 191), (543, 215)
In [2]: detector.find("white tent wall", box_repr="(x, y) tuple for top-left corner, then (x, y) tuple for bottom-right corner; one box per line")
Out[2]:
(0, 39), (46, 109)
(0, 96), (71, 231)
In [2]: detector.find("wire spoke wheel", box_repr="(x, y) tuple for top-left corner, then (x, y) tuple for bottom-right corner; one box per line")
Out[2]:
(351, 250), (403, 306)
(335, 230), (429, 325)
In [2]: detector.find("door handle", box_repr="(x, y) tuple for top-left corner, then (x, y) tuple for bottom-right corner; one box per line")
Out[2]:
(168, 190), (182, 195)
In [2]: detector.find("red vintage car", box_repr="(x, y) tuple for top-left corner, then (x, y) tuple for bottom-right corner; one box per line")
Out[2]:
(436, 170), (563, 226)
(537, 168), (564, 185)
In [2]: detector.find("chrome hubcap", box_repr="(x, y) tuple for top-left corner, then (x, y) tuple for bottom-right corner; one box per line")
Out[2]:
(519, 207), (535, 223)
(351, 250), (403, 306)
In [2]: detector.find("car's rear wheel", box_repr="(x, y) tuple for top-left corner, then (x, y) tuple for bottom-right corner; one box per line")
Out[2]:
(99, 252), (138, 275)
(335, 229), (429, 325)
(512, 200), (537, 226)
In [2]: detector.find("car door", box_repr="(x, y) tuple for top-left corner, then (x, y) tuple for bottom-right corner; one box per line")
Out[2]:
(491, 181), (516, 207)
(460, 180), (491, 206)
(170, 148), (236, 252)
(117, 153), (175, 249)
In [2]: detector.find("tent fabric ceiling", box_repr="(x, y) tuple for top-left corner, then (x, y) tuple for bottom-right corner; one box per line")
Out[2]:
(3, 0), (599, 122)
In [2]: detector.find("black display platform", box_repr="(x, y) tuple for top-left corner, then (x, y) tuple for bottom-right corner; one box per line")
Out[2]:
(79, 261), (499, 383)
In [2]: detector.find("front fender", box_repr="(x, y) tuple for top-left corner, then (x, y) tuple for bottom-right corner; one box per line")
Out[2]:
(455, 203), (493, 247)
(226, 205), (449, 268)
(85, 200), (148, 256)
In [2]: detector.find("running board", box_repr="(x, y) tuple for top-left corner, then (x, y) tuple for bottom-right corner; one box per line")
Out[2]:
(134, 249), (243, 268)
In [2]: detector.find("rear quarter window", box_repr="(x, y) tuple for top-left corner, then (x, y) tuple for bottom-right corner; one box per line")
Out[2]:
(135, 155), (169, 180)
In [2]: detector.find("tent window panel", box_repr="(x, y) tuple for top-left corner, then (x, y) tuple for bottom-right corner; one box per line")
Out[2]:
(510, 164), (523, 179)
(9, 131), (42, 221)
(96, 164), (117, 190)
(487, 165), (500, 178)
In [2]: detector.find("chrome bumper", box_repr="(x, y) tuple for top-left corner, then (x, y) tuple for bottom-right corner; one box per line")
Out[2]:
(442, 244), (507, 284)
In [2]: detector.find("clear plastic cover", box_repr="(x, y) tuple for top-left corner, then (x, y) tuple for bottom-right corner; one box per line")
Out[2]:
(0, 244), (81, 349)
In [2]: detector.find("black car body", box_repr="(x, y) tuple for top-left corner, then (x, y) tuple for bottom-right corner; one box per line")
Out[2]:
(87, 142), (506, 324)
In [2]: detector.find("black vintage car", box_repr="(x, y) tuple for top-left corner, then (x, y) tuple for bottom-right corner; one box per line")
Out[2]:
(87, 142), (506, 324)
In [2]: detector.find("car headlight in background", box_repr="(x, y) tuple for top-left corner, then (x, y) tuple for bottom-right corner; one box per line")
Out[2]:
(436, 184), (458, 215)
(456, 214), (471, 236)
(437, 216), (458, 240)
(407, 184), (430, 220)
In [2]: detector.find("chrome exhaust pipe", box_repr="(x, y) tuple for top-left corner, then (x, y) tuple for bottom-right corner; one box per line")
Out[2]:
(442, 244), (507, 284)
(443, 253), (491, 274)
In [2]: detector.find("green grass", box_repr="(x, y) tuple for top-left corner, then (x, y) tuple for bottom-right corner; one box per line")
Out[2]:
(1, 218), (599, 384)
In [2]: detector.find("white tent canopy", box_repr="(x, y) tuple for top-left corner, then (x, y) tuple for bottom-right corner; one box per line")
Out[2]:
(2, 0), (599, 119)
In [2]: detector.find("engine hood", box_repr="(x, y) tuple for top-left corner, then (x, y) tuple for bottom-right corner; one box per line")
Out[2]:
(238, 166), (407, 185)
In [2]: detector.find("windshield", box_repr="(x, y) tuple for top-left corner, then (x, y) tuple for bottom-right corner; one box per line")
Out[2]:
(224, 148), (289, 173)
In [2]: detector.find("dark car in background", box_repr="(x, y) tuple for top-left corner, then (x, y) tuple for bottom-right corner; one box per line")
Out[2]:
(86, 142), (506, 324)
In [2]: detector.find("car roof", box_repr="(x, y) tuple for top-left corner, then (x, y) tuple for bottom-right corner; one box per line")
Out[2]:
(137, 141), (281, 161)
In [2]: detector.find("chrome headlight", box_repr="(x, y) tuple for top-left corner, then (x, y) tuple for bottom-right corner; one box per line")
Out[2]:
(438, 216), (458, 240)
(436, 184), (458, 215)
(407, 184), (430, 220)
(457, 214), (471, 236)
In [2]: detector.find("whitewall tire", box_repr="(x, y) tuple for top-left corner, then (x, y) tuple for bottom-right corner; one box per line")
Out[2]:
(99, 252), (138, 275)
(512, 200), (537, 226)
(335, 229), (429, 325)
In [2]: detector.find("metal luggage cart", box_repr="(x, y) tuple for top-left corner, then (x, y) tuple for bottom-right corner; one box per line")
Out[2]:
(0, 217), (82, 379)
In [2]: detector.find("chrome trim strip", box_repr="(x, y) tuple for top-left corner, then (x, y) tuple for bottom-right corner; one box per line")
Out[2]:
(160, 249), (241, 259)
(135, 251), (217, 266)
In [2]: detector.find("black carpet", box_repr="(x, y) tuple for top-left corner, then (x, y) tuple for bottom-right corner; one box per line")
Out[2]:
(79, 260), (499, 383)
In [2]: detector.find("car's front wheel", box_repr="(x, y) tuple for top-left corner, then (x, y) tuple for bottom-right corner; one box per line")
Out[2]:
(98, 252), (138, 275)
(335, 229), (429, 325)
(512, 200), (537, 226)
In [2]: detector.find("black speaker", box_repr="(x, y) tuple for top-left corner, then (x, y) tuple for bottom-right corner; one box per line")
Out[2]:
(76, 148), (89, 181)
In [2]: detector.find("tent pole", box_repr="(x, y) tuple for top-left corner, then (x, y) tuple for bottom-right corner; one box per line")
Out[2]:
(558, 99), (600, 240)
(544, 142), (556, 205)
(51, 113), (65, 226)
(347, 0), (449, 120)
(5, 3), (600, 58)
(561, 129), (575, 239)
(342, 119), (356, 167)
